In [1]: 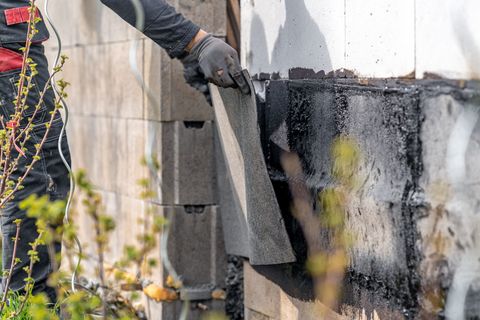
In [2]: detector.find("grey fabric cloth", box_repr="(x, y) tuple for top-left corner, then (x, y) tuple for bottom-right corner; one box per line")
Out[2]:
(211, 72), (296, 265)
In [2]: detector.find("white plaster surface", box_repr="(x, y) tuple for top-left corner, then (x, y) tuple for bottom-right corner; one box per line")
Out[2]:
(241, 0), (345, 77)
(242, 0), (480, 79)
(416, 0), (480, 79)
(345, 0), (415, 78)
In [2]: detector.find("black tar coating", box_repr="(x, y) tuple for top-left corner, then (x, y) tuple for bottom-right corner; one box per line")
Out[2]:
(256, 77), (480, 319)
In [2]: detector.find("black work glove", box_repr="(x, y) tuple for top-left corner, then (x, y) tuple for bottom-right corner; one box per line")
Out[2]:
(190, 34), (250, 95)
(181, 54), (212, 105)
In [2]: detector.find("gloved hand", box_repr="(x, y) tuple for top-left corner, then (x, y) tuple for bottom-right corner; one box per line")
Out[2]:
(190, 34), (250, 94)
(180, 54), (212, 105)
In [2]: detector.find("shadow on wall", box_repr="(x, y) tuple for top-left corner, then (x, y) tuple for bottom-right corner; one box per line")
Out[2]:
(249, 0), (332, 76)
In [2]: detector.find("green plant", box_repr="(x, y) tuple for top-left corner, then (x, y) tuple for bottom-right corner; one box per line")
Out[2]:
(2, 291), (36, 320)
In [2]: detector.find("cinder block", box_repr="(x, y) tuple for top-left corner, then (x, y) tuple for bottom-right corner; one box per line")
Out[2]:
(69, 190), (147, 278)
(141, 0), (224, 121)
(126, 119), (150, 197)
(75, 0), (143, 45)
(345, 0), (415, 77)
(68, 115), (131, 195)
(152, 120), (216, 205)
(102, 192), (147, 262)
(144, 42), (214, 122)
(176, 0), (227, 36)
(244, 263), (346, 320)
(37, 0), (77, 49)
(68, 117), (215, 203)
(245, 309), (271, 320)
(162, 205), (226, 286)
(40, 0), (142, 48)
(159, 300), (225, 320)
(145, 205), (226, 320)
(41, 0), (225, 49)
(244, 263), (276, 318)
(60, 41), (144, 119)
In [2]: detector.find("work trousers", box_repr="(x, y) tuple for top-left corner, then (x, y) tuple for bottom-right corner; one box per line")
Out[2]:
(0, 43), (71, 303)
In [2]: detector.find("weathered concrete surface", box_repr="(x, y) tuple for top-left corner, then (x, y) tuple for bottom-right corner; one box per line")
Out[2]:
(165, 206), (226, 286)
(55, 41), (145, 120)
(244, 262), (346, 320)
(418, 90), (480, 319)
(144, 41), (214, 122)
(72, 201), (227, 320)
(67, 116), (216, 204)
(155, 121), (216, 205)
(148, 205), (227, 320)
(38, 0), (143, 48)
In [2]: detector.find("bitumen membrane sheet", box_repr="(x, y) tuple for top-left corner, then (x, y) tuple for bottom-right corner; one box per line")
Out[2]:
(210, 74), (296, 265)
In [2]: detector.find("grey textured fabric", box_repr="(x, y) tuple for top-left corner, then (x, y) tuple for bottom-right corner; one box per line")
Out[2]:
(210, 73), (296, 265)
(100, 0), (199, 58)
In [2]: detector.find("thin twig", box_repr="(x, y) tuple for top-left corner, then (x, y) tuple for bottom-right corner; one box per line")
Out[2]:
(11, 230), (44, 318)
(0, 101), (62, 208)
(0, 221), (22, 314)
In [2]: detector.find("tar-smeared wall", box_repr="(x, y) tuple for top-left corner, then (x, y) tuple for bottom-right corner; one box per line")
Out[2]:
(242, 0), (480, 319)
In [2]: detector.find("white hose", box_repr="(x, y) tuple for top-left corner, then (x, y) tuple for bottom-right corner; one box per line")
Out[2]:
(44, 1), (188, 317)
(44, 0), (82, 294)
(127, 1), (188, 319)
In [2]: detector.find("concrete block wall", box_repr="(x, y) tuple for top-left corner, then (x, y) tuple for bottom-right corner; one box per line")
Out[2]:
(38, 0), (227, 318)
(241, 0), (480, 79)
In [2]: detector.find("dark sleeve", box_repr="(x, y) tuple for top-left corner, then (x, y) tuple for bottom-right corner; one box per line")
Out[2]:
(100, 0), (200, 58)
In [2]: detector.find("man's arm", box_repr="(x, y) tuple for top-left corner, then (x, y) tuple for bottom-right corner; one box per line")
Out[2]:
(100, 0), (249, 92)
(100, 0), (199, 58)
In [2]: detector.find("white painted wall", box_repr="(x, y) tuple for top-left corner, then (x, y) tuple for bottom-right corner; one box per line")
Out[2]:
(416, 0), (480, 79)
(241, 0), (480, 80)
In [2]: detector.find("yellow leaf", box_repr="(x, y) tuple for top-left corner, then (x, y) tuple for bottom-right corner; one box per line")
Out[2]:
(143, 284), (177, 302)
